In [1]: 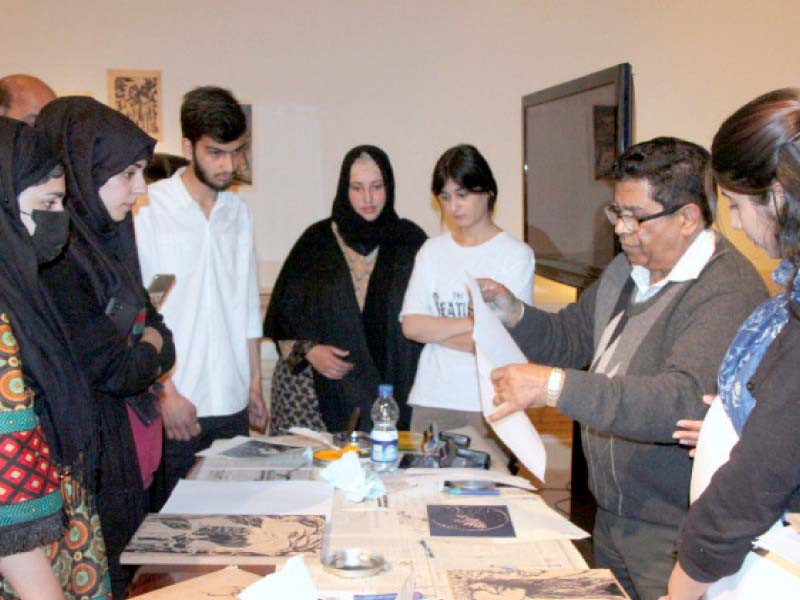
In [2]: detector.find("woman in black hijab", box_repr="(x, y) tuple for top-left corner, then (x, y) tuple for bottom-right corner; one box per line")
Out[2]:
(0, 118), (110, 599)
(37, 97), (175, 599)
(264, 145), (426, 433)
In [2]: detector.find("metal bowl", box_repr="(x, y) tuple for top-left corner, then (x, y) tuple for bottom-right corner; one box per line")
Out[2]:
(321, 548), (386, 578)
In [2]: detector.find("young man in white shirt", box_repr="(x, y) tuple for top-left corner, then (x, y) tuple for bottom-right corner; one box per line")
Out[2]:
(135, 86), (268, 497)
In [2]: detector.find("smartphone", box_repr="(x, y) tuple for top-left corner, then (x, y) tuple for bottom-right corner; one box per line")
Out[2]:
(147, 274), (176, 310)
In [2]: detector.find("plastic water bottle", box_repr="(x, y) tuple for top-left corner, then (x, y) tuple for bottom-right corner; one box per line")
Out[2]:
(370, 384), (399, 472)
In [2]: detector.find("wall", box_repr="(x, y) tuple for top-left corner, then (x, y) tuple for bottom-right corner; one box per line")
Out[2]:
(2, 0), (797, 292)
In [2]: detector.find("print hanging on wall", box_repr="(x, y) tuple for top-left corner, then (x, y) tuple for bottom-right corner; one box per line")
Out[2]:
(107, 69), (163, 141)
(232, 102), (253, 187)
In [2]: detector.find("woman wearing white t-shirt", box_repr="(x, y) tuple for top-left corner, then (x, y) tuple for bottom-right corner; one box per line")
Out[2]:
(401, 144), (535, 432)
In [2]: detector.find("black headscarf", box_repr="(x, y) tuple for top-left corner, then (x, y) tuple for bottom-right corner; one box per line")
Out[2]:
(331, 145), (401, 255)
(0, 117), (97, 474)
(265, 144), (427, 431)
(36, 97), (155, 312)
(11, 122), (58, 197)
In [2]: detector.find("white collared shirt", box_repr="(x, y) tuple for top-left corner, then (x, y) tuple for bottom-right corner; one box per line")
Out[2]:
(135, 169), (261, 417)
(630, 229), (716, 303)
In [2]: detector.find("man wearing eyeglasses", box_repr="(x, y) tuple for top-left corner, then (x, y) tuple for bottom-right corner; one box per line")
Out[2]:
(479, 137), (767, 600)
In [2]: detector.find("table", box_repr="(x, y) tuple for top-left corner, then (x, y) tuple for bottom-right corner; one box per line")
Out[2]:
(127, 431), (615, 599)
(316, 476), (590, 598)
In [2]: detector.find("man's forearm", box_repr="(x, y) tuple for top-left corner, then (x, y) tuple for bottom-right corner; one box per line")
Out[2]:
(248, 338), (262, 389)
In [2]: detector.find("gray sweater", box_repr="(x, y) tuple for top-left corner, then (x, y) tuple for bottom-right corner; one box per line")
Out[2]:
(511, 234), (767, 527)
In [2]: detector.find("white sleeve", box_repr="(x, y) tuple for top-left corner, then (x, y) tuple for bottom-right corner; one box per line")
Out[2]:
(399, 242), (436, 319)
(133, 203), (155, 287)
(244, 208), (262, 339)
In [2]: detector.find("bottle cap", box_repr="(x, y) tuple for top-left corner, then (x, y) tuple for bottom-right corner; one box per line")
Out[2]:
(378, 384), (393, 397)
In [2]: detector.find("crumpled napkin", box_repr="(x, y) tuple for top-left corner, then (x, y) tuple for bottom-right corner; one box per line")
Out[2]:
(319, 450), (386, 502)
(238, 555), (317, 600)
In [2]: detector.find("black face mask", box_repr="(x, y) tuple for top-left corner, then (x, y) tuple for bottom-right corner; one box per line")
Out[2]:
(23, 210), (71, 264)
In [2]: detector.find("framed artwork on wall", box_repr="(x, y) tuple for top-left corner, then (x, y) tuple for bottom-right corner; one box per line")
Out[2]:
(522, 63), (633, 290)
(233, 102), (253, 187)
(107, 69), (163, 141)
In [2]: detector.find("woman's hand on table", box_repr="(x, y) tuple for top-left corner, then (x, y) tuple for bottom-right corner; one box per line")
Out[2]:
(673, 395), (714, 457)
(306, 344), (354, 380)
(158, 378), (201, 441)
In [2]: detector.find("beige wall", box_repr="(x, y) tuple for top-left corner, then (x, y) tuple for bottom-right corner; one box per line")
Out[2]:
(2, 0), (797, 292)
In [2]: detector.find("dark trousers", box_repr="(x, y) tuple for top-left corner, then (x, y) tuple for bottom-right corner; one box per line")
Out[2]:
(593, 507), (679, 600)
(155, 409), (249, 507)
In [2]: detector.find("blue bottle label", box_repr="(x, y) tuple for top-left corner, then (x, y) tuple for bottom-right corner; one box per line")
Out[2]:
(370, 431), (398, 462)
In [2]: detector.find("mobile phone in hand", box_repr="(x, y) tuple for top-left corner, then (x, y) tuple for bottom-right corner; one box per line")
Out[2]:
(148, 274), (176, 310)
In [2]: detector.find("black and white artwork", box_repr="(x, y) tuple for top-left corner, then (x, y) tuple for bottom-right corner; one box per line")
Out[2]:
(107, 69), (163, 140)
(427, 504), (515, 538)
(220, 439), (294, 459)
(593, 105), (617, 180)
(232, 102), (253, 186)
(447, 568), (628, 599)
(121, 514), (325, 565)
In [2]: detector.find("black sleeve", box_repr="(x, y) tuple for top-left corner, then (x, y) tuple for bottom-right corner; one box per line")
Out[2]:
(144, 296), (175, 374)
(509, 278), (598, 369)
(678, 315), (800, 582)
(46, 263), (164, 398)
(557, 286), (752, 442)
(263, 223), (325, 342)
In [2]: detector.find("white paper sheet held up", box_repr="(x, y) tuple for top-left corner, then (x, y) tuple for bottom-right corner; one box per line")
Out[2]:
(466, 276), (546, 481)
(161, 480), (333, 519)
(690, 395), (737, 502)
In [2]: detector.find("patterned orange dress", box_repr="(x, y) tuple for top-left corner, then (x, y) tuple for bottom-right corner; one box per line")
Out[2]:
(0, 314), (111, 600)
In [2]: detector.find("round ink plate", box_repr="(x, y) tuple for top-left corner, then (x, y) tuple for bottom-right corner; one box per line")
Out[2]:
(321, 548), (386, 578)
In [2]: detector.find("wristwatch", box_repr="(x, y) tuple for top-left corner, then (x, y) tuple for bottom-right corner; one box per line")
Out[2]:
(546, 367), (565, 406)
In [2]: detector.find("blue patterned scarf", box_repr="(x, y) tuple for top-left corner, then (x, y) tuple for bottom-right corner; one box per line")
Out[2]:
(718, 260), (800, 434)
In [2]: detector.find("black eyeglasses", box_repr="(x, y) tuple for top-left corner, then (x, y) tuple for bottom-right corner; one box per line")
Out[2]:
(604, 203), (683, 232)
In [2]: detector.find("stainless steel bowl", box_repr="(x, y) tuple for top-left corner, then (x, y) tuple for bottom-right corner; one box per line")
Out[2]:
(321, 548), (385, 578)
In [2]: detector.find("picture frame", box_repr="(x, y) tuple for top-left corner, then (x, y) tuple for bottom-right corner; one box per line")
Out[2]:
(232, 102), (253, 187)
(107, 68), (163, 141)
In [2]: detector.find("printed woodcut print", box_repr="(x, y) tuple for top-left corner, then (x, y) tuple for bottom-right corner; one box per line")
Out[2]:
(122, 514), (324, 565)
(593, 105), (617, 180)
(447, 568), (628, 599)
(107, 69), (163, 140)
(220, 439), (294, 458)
(427, 504), (516, 538)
